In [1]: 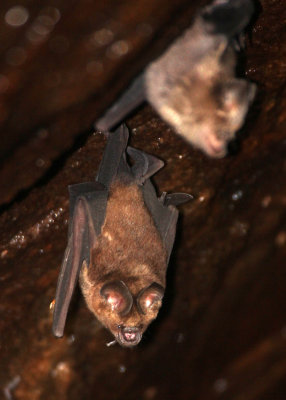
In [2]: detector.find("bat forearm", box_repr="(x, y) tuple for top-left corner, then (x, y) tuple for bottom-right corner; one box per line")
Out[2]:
(96, 74), (145, 132)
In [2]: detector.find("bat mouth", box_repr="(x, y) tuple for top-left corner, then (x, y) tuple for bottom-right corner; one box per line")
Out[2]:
(117, 326), (142, 347)
(204, 134), (226, 158)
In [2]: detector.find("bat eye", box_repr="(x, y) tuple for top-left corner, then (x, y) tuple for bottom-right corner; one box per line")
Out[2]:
(136, 283), (164, 315)
(100, 280), (133, 316)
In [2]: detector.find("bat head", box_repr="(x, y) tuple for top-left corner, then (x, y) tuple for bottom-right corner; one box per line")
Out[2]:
(81, 276), (165, 347)
(194, 78), (257, 157)
(99, 280), (164, 347)
(164, 77), (256, 158)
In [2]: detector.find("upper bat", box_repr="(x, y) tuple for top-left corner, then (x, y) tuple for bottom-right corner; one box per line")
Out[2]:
(96, 0), (256, 158)
(52, 125), (191, 347)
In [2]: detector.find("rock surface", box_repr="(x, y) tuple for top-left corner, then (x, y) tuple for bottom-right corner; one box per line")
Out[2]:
(1, 0), (286, 399)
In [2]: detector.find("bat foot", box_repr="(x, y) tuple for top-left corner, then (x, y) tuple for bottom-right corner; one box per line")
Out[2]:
(164, 193), (194, 207)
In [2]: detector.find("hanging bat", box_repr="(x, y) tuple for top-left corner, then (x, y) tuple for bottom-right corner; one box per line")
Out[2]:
(96, 0), (256, 158)
(52, 124), (191, 347)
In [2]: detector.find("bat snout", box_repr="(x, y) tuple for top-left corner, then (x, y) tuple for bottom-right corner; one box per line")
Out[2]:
(203, 133), (227, 158)
(118, 326), (142, 347)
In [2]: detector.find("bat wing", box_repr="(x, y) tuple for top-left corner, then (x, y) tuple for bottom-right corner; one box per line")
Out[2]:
(52, 188), (108, 337)
(127, 146), (191, 261)
(53, 124), (131, 337)
(96, 124), (130, 188)
(127, 146), (164, 183)
(95, 74), (145, 132)
(143, 180), (191, 262)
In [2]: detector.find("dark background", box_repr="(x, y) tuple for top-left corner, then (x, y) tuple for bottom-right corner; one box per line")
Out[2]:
(0, 0), (286, 399)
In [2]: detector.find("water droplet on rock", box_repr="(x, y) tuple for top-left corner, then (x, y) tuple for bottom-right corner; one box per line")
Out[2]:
(5, 6), (29, 27)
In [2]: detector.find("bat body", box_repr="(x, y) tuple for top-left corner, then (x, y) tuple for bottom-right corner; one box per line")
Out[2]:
(52, 125), (191, 347)
(96, 0), (256, 158)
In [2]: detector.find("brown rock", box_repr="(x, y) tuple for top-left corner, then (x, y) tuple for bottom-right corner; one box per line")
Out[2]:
(1, 0), (286, 399)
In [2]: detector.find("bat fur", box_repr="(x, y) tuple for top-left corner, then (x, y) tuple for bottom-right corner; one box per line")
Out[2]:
(52, 125), (191, 347)
(79, 182), (167, 345)
(96, 0), (256, 158)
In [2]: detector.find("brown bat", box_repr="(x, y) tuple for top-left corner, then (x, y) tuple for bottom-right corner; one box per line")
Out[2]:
(52, 125), (191, 346)
(96, 0), (256, 158)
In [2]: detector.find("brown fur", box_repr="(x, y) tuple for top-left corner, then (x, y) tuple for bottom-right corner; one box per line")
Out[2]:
(145, 10), (256, 158)
(79, 181), (167, 344)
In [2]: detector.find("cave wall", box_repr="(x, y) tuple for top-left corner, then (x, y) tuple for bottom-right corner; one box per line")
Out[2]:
(1, 0), (286, 399)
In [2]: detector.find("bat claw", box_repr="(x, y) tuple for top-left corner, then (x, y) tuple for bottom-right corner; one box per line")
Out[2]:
(164, 193), (194, 207)
(106, 340), (117, 347)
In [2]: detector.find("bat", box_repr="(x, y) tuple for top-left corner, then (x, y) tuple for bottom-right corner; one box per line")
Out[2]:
(52, 124), (191, 347)
(96, 0), (256, 158)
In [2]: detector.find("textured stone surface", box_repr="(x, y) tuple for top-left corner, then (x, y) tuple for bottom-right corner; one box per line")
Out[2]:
(1, 0), (286, 399)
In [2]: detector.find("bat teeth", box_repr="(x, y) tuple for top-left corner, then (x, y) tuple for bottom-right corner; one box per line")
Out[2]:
(119, 326), (142, 346)
(124, 331), (136, 341)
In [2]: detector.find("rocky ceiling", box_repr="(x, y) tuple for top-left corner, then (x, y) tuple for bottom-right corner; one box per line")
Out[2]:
(0, 0), (286, 399)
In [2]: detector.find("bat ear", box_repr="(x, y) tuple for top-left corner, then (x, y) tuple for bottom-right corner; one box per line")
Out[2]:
(100, 280), (133, 316)
(163, 193), (194, 207)
(222, 80), (256, 108)
(136, 283), (164, 315)
(127, 147), (164, 184)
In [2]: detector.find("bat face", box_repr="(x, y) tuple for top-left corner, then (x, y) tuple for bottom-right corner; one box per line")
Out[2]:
(152, 68), (256, 158)
(80, 271), (164, 347)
